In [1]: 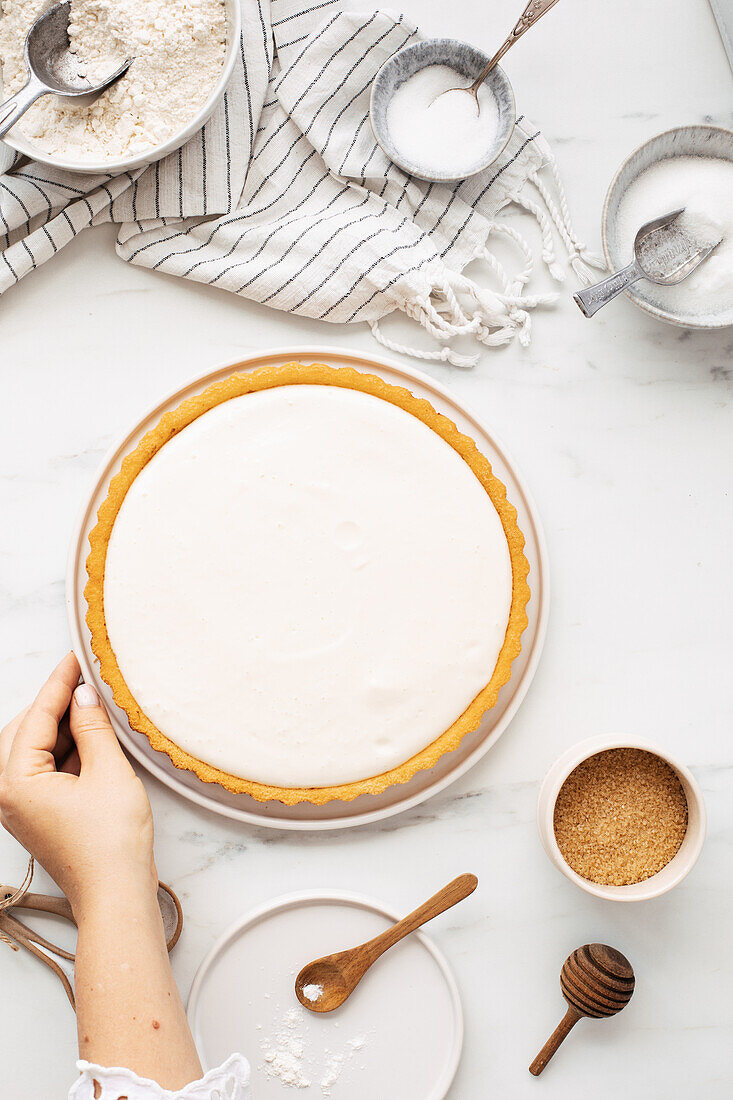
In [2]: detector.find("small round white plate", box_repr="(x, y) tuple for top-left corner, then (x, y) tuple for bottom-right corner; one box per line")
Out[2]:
(187, 891), (463, 1100)
(67, 346), (549, 830)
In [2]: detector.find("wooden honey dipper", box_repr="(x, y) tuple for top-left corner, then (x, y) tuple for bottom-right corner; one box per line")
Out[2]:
(529, 943), (635, 1076)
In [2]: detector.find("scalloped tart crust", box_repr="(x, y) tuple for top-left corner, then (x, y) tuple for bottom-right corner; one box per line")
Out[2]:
(85, 363), (530, 805)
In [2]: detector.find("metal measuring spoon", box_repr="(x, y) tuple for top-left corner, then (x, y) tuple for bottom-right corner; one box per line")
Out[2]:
(574, 208), (723, 318)
(438, 0), (561, 109)
(0, 1), (131, 140)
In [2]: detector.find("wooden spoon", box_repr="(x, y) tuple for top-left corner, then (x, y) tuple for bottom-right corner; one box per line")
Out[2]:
(295, 873), (478, 1013)
(529, 943), (635, 1076)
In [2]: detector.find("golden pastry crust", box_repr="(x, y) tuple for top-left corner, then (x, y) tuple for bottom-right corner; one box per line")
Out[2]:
(86, 362), (531, 805)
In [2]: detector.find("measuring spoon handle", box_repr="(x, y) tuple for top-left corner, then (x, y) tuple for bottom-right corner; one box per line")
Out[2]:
(573, 258), (644, 318)
(0, 75), (46, 139)
(476, 0), (562, 84)
(364, 873), (478, 964)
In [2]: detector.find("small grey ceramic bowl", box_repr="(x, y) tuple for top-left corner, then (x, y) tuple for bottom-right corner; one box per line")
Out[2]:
(370, 39), (516, 183)
(603, 124), (733, 329)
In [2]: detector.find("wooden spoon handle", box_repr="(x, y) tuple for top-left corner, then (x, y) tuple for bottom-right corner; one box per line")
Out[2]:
(365, 873), (478, 963)
(529, 1005), (582, 1076)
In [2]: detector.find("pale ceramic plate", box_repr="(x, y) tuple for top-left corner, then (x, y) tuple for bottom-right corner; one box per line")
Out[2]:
(603, 124), (733, 329)
(187, 891), (463, 1100)
(66, 346), (549, 831)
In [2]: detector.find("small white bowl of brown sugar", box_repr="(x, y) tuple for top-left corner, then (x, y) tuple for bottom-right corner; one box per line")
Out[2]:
(537, 735), (706, 902)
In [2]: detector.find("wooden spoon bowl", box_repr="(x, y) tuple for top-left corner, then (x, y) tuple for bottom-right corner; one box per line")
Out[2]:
(530, 943), (635, 1076)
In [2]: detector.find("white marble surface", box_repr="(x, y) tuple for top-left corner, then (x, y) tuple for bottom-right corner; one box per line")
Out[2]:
(1, 1), (732, 1096)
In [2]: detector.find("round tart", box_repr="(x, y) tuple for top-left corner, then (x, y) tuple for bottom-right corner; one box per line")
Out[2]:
(86, 363), (530, 804)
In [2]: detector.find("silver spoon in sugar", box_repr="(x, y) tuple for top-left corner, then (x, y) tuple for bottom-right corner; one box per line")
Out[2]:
(437, 0), (562, 112)
(369, 1), (560, 181)
(370, 40), (516, 183)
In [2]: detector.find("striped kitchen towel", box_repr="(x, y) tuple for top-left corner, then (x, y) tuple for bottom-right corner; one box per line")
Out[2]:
(0, 0), (602, 366)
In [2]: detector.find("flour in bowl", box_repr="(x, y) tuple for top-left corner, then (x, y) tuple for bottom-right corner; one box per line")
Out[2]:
(0, 0), (227, 161)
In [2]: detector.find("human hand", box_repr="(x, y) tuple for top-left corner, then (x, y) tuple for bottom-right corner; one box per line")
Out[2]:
(0, 653), (156, 918)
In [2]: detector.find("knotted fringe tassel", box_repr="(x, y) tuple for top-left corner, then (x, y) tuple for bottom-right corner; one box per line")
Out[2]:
(371, 253), (557, 367)
(510, 191), (567, 283)
(370, 320), (480, 368)
(0, 855), (34, 951)
(370, 150), (604, 367)
(529, 156), (607, 284)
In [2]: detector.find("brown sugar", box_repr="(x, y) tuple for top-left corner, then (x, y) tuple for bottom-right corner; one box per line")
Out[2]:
(553, 748), (688, 886)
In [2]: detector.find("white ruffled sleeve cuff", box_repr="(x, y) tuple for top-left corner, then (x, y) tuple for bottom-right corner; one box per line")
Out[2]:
(68, 1054), (250, 1099)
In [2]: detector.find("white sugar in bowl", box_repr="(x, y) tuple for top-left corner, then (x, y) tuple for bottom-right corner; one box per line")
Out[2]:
(603, 125), (733, 329)
(370, 39), (516, 183)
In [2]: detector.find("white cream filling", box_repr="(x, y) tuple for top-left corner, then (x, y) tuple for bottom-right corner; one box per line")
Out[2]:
(102, 385), (514, 787)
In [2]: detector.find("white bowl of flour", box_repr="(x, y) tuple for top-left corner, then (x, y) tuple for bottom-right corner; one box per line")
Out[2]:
(603, 125), (733, 329)
(0, 0), (241, 174)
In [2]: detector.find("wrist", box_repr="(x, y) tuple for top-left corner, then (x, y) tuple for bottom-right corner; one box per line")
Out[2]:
(72, 860), (159, 926)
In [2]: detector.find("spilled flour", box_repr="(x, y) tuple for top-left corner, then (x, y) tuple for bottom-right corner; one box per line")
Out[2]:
(0, 0), (227, 160)
(261, 1009), (311, 1090)
(320, 1037), (368, 1098)
(259, 1005), (369, 1095)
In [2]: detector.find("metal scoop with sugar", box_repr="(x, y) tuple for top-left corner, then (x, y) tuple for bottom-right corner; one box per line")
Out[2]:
(574, 208), (723, 318)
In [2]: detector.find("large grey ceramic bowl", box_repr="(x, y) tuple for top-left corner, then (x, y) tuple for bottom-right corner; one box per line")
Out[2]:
(603, 125), (733, 330)
(370, 39), (516, 183)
